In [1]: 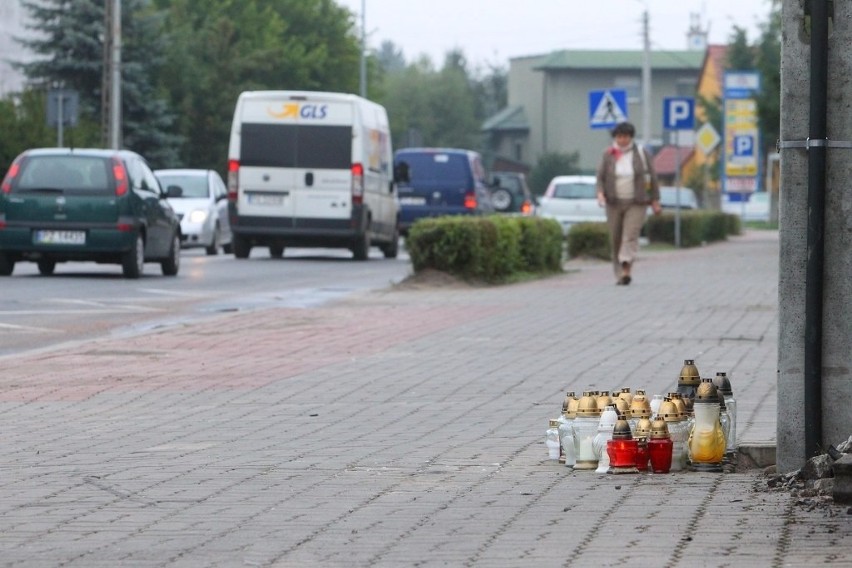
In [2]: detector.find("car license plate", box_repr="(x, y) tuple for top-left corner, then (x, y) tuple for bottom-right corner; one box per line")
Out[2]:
(33, 230), (86, 245)
(247, 192), (284, 206)
(399, 196), (426, 205)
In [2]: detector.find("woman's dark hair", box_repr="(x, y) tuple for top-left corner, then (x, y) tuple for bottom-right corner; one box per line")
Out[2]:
(611, 122), (636, 138)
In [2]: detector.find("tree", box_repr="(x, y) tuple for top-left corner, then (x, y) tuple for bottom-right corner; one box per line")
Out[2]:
(754, 0), (781, 157)
(16, 0), (182, 165)
(153, 0), (362, 171)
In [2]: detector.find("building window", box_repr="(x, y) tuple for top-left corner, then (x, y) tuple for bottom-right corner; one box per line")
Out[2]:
(514, 140), (523, 162)
(615, 76), (641, 103)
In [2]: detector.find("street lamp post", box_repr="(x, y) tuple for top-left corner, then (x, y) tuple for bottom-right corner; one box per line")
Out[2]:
(359, 0), (367, 98)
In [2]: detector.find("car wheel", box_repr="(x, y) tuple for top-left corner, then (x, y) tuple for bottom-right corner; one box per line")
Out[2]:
(0, 252), (15, 276)
(205, 225), (220, 256)
(37, 259), (56, 276)
(122, 234), (145, 279)
(381, 225), (399, 259)
(491, 188), (513, 212)
(269, 244), (284, 259)
(161, 234), (180, 276)
(222, 242), (233, 254)
(233, 235), (250, 259)
(352, 231), (370, 261)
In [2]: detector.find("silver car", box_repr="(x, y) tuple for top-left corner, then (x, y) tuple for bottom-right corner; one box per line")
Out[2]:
(155, 169), (232, 255)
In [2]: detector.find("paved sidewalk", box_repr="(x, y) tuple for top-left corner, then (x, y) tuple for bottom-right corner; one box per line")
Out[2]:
(1, 230), (849, 567)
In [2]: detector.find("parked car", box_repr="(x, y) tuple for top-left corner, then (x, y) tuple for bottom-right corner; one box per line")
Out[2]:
(490, 171), (534, 216)
(722, 191), (770, 222)
(536, 175), (603, 234)
(658, 186), (699, 210)
(155, 168), (232, 255)
(0, 148), (181, 278)
(394, 148), (494, 235)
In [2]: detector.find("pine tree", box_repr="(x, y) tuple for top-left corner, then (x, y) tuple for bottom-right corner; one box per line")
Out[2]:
(17, 0), (181, 166)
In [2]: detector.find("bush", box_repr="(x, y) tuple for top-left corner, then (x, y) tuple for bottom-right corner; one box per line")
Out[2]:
(567, 222), (611, 260)
(644, 210), (739, 247)
(405, 215), (563, 282)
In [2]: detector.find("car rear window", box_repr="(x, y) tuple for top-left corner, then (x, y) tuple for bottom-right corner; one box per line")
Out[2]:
(495, 175), (522, 193)
(240, 123), (351, 169)
(156, 174), (209, 198)
(398, 152), (472, 186)
(14, 155), (111, 193)
(552, 183), (596, 199)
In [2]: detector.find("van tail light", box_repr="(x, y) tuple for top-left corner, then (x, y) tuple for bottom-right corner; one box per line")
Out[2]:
(111, 157), (128, 196)
(351, 163), (364, 205)
(520, 200), (532, 215)
(1, 158), (22, 194)
(227, 159), (239, 201)
(463, 191), (477, 209)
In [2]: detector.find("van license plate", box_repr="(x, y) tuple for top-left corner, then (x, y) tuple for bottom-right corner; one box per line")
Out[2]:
(399, 196), (426, 205)
(247, 192), (284, 206)
(34, 230), (86, 245)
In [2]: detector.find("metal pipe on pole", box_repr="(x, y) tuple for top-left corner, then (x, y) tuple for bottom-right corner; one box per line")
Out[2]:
(804, 0), (829, 460)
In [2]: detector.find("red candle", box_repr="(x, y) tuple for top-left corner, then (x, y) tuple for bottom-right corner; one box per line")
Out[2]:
(635, 439), (649, 471)
(648, 438), (674, 473)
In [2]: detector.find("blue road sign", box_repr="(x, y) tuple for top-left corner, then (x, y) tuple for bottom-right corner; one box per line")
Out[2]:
(663, 97), (695, 130)
(733, 135), (755, 157)
(589, 89), (627, 129)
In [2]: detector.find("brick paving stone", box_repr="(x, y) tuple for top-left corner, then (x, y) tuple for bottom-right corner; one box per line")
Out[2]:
(1, 230), (850, 567)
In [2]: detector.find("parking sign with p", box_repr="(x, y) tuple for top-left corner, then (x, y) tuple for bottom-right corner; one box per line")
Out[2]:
(663, 97), (695, 130)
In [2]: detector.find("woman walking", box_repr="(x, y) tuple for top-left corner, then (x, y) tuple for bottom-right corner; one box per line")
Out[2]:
(595, 121), (661, 285)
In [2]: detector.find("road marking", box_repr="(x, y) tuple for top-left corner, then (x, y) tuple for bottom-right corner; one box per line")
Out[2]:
(0, 322), (62, 333)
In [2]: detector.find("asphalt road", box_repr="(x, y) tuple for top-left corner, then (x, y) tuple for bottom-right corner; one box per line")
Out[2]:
(0, 245), (413, 358)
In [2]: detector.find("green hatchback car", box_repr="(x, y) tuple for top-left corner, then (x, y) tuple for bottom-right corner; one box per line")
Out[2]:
(0, 148), (181, 278)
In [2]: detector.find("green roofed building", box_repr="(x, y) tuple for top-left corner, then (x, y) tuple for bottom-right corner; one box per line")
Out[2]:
(482, 49), (705, 175)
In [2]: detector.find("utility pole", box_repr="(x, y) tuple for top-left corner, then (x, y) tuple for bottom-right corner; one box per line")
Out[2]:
(641, 10), (651, 147)
(102, 0), (121, 149)
(359, 0), (367, 98)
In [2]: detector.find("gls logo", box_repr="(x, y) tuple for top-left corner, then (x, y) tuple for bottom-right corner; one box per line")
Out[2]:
(267, 103), (328, 120)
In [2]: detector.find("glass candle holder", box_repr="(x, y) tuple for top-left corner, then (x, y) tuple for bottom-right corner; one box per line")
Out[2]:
(546, 419), (560, 460)
(571, 391), (601, 470)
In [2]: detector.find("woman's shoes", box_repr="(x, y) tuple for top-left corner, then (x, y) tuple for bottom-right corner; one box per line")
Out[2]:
(617, 261), (632, 285)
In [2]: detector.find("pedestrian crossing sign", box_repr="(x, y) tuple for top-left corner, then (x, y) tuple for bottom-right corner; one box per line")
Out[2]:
(589, 89), (628, 129)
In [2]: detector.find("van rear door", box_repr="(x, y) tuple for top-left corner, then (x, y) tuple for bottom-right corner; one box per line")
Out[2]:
(235, 96), (354, 224)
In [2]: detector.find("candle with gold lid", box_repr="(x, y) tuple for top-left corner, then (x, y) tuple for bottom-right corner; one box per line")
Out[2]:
(687, 379), (726, 471)
(571, 392), (601, 470)
(676, 359), (701, 415)
(606, 414), (639, 474)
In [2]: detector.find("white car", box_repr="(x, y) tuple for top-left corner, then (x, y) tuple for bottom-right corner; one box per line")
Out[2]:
(536, 175), (604, 234)
(722, 192), (770, 222)
(155, 169), (232, 255)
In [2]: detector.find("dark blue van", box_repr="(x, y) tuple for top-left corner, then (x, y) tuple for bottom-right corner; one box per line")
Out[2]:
(394, 148), (494, 234)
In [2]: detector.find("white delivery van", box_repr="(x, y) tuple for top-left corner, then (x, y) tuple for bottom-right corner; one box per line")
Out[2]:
(227, 91), (404, 260)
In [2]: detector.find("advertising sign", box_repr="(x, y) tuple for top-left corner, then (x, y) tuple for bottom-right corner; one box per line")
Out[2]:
(723, 71), (760, 195)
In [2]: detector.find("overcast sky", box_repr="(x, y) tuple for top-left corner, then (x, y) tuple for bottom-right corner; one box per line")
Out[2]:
(336, 0), (772, 68)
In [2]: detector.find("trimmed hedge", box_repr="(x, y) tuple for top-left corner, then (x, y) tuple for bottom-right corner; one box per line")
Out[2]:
(405, 215), (563, 282)
(566, 222), (611, 260)
(644, 210), (740, 247)
(565, 211), (743, 258)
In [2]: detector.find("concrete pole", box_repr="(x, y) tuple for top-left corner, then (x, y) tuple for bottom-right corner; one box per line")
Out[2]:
(777, 0), (852, 472)
(108, 0), (121, 149)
